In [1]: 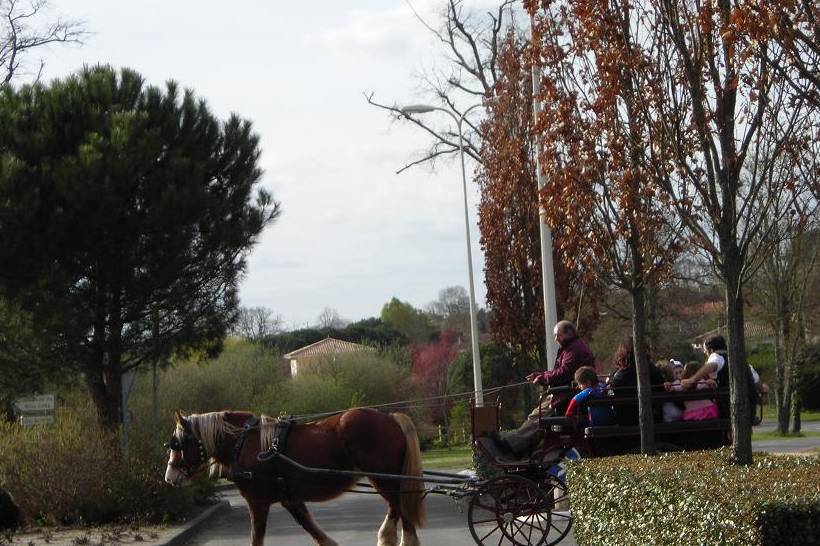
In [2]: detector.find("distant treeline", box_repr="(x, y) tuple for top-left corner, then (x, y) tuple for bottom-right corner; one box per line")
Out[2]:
(261, 317), (415, 355)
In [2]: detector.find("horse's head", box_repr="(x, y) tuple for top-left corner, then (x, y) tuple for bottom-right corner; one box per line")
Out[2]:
(164, 410), (209, 486)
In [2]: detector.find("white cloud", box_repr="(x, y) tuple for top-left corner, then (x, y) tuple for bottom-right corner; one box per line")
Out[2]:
(306, 1), (448, 61)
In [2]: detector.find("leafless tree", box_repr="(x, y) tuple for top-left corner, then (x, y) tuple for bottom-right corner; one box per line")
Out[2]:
(316, 307), (345, 330)
(234, 306), (283, 343)
(1, 0), (87, 87)
(365, 0), (522, 173)
(426, 285), (471, 335)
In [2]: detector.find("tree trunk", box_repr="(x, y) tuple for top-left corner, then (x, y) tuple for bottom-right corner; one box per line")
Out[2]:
(724, 265), (752, 464)
(790, 360), (802, 433)
(774, 320), (790, 434)
(781, 363), (794, 435)
(631, 282), (655, 455)
(86, 366), (119, 429)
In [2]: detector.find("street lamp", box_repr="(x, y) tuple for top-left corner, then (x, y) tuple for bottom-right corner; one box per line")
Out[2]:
(529, 14), (559, 369)
(400, 102), (485, 406)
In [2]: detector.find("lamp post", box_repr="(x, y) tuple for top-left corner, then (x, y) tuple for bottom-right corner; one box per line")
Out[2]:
(400, 103), (485, 406)
(530, 15), (559, 369)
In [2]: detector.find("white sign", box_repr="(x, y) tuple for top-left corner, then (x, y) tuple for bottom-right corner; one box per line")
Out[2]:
(19, 414), (55, 426)
(15, 394), (55, 413)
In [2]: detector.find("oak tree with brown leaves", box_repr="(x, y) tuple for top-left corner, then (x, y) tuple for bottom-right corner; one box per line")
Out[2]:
(478, 29), (600, 378)
(526, 0), (817, 464)
(526, 0), (684, 454)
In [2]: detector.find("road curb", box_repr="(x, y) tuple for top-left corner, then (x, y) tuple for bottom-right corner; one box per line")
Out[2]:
(158, 500), (231, 546)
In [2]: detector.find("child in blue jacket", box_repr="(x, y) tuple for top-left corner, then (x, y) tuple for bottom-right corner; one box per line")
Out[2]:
(565, 366), (614, 426)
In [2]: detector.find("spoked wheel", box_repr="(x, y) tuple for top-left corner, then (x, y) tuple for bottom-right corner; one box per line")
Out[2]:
(467, 474), (552, 546)
(535, 474), (572, 546)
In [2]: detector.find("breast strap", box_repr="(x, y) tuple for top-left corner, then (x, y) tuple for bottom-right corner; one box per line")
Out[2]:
(229, 416), (259, 481)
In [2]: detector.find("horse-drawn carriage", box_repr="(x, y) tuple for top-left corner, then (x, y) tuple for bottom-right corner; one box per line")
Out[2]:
(164, 382), (758, 546)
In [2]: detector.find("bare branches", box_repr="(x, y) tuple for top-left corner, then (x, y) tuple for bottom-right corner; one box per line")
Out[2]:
(369, 0), (521, 174)
(1, 0), (87, 87)
(364, 90), (475, 171)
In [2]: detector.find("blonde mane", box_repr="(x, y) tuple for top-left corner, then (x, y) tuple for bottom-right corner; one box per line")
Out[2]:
(259, 414), (278, 452)
(180, 412), (282, 477)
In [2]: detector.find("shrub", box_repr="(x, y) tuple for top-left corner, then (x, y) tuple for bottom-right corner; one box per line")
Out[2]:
(0, 396), (212, 526)
(130, 339), (287, 421)
(276, 351), (410, 415)
(570, 449), (820, 546)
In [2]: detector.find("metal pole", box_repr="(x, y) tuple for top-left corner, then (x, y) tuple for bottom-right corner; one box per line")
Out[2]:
(399, 103), (485, 406)
(530, 15), (559, 369)
(452, 106), (484, 407)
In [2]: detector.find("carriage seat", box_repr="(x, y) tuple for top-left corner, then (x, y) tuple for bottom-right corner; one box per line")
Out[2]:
(584, 418), (731, 438)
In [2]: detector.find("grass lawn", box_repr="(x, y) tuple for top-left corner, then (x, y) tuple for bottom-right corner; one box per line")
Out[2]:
(752, 430), (820, 441)
(420, 445), (474, 470)
(761, 407), (820, 422)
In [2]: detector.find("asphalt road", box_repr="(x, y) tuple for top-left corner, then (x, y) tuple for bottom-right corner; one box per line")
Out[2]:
(186, 485), (576, 546)
(184, 424), (818, 546)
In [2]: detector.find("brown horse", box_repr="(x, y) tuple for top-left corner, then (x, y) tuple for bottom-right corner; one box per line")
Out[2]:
(164, 408), (425, 546)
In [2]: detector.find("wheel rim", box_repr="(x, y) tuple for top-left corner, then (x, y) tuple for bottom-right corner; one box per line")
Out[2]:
(536, 475), (572, 546)
(467, 475), (551, 546)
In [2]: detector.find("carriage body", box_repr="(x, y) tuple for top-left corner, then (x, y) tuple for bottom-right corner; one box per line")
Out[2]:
(467, 382), (764, 545)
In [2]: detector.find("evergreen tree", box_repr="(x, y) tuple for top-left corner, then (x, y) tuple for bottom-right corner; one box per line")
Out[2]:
(0, 66), (279, 428)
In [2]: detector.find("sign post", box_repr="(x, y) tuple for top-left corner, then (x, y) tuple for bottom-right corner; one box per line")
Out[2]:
(121, 369), (137, 454)
(14, 394), (55, 426)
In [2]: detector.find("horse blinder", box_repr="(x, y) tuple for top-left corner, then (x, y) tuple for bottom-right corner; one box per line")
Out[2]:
(165, 432), (207, 477)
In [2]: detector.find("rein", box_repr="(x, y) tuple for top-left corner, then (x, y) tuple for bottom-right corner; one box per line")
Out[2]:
(285, 381), (531, 423)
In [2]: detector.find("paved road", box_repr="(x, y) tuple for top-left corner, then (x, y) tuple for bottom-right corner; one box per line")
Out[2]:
(184, 424), (818, 546)
(187, 486), (576, 546)
(753, 419), (820, 454)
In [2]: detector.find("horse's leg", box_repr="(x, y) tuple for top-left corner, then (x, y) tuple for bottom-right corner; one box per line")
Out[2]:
(376, 503), (400, 546)
(398, 516), (420, 546)
(245, 498), (271, 546)
(281, 499), (338, 546)
(371, 478), (414, 546)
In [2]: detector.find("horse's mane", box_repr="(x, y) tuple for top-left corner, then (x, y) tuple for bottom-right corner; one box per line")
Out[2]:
(184, 411), (244, 455)
(184, 412), (281, 477)
(259, 414), (278, 452)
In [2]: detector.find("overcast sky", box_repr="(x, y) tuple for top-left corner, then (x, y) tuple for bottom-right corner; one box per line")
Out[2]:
(34, 0), (497, 328)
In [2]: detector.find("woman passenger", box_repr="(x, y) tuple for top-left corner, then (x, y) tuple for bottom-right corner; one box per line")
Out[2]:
(609, 337), (666, 425)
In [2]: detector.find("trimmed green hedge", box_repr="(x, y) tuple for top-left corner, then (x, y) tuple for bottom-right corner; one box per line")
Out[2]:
(569, 449), (820, 546)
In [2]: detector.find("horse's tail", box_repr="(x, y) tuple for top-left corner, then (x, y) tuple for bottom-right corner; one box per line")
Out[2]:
(391, 412), (426, 528)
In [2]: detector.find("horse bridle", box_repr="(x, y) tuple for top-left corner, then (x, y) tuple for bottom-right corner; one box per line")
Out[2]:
(165, 427), (209, 478)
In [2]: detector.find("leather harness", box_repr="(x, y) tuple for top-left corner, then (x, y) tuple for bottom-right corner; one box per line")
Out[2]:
(229, 415), (294, 482)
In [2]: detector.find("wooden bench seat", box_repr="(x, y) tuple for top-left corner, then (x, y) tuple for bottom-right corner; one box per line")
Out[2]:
(584, 418), (731, 438)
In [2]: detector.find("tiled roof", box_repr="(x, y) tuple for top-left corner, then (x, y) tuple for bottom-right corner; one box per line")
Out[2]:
(691, 321), (774, 343)
(283, 337), (373, 359)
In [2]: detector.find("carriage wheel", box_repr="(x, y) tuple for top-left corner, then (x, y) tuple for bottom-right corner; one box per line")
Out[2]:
(467, 475), (551, 546)
(535, 474), (572, 546)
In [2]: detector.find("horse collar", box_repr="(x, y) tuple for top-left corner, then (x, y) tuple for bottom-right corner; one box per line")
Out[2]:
(229, 416), (259, 481)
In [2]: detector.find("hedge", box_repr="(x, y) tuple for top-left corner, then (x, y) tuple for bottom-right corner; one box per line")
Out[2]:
(569, 449), (820, 546)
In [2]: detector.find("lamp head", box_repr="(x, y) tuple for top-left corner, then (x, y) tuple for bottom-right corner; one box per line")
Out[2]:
(400, 104), (437, 114)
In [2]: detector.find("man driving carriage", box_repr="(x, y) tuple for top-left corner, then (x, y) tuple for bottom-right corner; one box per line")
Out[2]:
(493, 320), (594, 457)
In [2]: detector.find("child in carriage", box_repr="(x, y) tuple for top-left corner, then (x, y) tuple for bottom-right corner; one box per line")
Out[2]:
(565, 366), (615, 426)
(658, 361), (684, 422)
(665, 362), (719, 421)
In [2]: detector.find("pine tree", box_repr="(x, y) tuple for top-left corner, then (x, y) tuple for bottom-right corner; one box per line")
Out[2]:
(0, 66), (280, 428)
